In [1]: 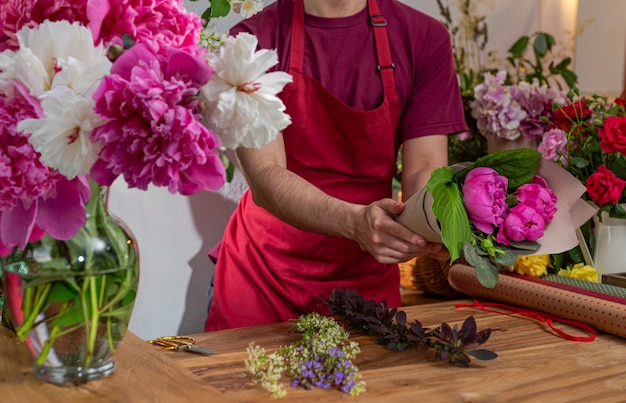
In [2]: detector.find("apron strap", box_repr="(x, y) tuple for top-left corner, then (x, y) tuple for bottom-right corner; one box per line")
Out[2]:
(289, 0), (399, 102)
(367, 0), (397, 97)
(289, 0), (306, 74)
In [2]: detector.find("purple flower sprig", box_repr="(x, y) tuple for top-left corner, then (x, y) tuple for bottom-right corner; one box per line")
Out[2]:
(325, 289), (498, 368)
(245, 312), (366, 398)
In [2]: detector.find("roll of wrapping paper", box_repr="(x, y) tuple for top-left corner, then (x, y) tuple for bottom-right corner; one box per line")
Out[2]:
(448, 263), (626, 338)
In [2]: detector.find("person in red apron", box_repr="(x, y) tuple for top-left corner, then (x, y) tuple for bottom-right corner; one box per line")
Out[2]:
(205, 0), (468, 331)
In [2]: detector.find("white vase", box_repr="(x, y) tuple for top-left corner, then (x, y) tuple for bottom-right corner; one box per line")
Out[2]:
(593, 208), (626, 277)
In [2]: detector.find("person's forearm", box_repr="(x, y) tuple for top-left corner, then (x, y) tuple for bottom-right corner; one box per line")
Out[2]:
(244, 163), (362, 239)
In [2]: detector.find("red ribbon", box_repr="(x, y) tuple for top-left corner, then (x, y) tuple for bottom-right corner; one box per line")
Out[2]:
(456, 300), (597, 342)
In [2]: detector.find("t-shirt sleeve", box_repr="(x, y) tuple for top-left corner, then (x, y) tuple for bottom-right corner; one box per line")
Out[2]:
(399, 22), (468, 142)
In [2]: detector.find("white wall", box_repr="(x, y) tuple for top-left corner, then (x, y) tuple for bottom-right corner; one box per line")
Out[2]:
(120, 0), (624, 340)
(574, 0), (626, 96)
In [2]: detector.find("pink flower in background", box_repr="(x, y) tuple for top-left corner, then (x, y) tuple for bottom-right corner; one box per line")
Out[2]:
(538, 128), (569, 165)
(511, 81), (566, 140)
(470, 71), (527, 141)
(471, 71), (568, 142)
(91, 43), (226, 195)
(496, 203), (545, 245)
(462, 167), (509, 234)
(87, 0), (204, 56)
(515, 175), (557, 224)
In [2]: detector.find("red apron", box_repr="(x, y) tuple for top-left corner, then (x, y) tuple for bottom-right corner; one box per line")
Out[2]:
(205, 0), (402, 331)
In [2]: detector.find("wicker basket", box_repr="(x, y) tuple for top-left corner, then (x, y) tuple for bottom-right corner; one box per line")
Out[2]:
(399, 256), (466, 298)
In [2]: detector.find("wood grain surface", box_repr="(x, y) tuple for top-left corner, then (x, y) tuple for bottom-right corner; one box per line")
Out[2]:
(167, 299), (626, 402)
(3, 299), (626, 402)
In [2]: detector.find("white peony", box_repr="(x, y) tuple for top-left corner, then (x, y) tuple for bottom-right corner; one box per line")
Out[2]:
(1, 20), (112, 178)
(18, 85), (105, 179)
(0, 20), (111, 97)
(200, 32), (292, 149)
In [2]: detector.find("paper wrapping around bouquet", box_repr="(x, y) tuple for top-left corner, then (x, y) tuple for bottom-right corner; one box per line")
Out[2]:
(448, 263), (626, 338)
(396, 159), (597, 255)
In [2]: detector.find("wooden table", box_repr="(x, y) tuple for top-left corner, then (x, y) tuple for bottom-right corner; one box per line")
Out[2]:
(2, 299), (626, 401)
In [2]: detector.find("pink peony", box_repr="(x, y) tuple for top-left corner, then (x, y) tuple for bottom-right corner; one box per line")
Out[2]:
(91, 43), (225, 195)
(0, 0), (89, 51)
(87, 0), (204, 56)
(0, 82), (90, 251)
(462, 167), (509, 234)
(515, 175), (557, 224)
(496, 203), (545, 245)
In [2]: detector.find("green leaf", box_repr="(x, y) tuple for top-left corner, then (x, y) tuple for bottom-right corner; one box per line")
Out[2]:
(210, 0), (231, 18)
(428, 169), (475, 262)
(463, 243), (499, 288)
(533, 32), (550, 57)
(473, 149), (541, 189)
(47, 282), (76, 304)
(51, 302), (85, 327)
(493, 249), (518, 268)
(508, 36), (529, 57)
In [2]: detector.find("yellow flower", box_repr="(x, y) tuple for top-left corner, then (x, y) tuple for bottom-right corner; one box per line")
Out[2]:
(511, 255), (550, 277)
(558, 263), (599, 283)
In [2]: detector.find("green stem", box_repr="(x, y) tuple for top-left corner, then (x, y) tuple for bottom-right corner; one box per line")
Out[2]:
(35, 302), (68, 366)
(17, 283), (52, 341)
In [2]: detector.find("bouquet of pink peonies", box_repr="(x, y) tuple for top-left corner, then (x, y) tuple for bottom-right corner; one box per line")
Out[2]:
(398, 148), (596, 288)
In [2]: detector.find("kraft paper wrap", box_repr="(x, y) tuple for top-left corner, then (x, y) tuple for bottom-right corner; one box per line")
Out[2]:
(396, 159), (597, 255)
(448, 263), (626, 338)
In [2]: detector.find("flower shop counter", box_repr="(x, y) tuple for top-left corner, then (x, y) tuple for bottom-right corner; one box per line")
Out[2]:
(3, 299), (626, 401)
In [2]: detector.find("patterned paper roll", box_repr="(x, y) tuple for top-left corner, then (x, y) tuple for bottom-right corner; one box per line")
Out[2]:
(448, 263), (626, 338)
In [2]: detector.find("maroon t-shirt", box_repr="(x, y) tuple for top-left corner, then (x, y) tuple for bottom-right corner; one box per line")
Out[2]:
(229, 0), (467, 143)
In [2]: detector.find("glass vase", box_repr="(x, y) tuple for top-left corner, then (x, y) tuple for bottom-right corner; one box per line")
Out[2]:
(1, 180), (139, 384)
(593, 208), (626, 277)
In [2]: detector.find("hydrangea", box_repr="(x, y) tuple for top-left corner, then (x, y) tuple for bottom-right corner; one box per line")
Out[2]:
(470, 71), (526, 141)
(91, 43), (226, 195)
(470, 71), (567, 141)
(510, 81), (567, 140)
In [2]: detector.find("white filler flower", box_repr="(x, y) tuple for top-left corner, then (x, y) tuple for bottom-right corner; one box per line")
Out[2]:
(201, 32), (292, 149)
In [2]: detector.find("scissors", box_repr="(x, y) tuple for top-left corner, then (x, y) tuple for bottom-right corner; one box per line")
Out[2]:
(147, 336), (216, 356)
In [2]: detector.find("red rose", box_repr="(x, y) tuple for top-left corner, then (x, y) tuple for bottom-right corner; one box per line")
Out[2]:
(553, 99), (592, 132)
(599, 116), (626, 155)
(586, 165), (626, 206)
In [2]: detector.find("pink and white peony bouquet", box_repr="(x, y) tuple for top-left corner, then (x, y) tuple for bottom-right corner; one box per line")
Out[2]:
(0, 0), (290, 255)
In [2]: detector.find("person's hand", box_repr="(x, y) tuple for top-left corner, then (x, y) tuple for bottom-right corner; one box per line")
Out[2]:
(352, 198), (449, 264)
